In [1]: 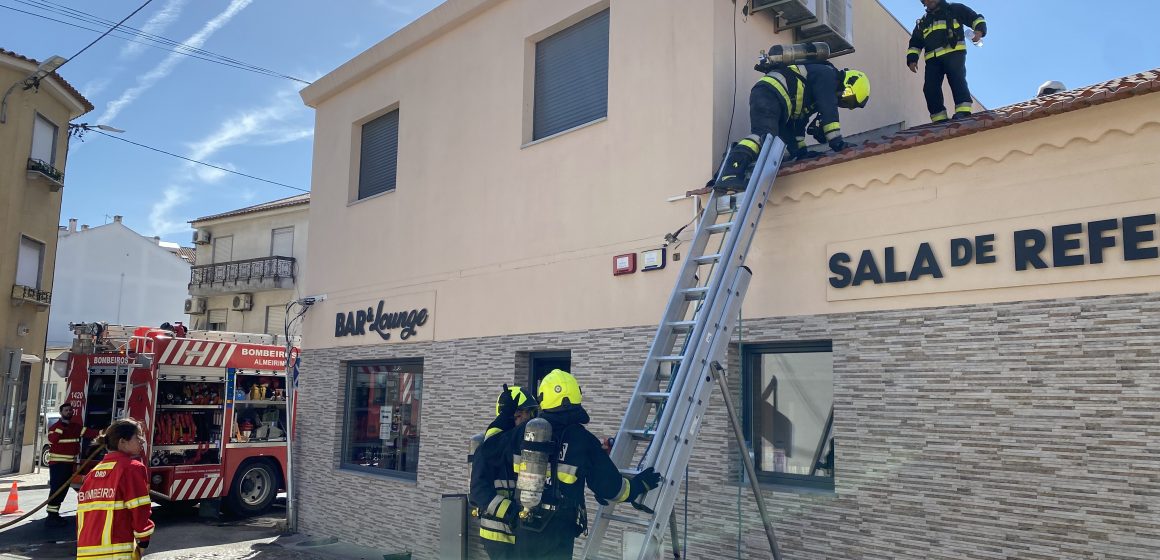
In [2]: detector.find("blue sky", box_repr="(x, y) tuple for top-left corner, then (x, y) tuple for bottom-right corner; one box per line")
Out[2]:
(3, 0), (1157, 243)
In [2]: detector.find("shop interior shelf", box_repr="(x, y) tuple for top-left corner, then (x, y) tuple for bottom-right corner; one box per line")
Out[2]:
(158, 405), (221, 410)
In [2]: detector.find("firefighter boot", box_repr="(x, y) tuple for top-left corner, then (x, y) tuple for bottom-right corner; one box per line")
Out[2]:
(45, 512), (67, 527)
(713, 136), (760, 193)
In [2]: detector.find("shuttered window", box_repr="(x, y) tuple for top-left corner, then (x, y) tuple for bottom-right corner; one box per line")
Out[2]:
(265, 305), (286, 336)
(358, 109), (400, 199)
(31, 114), (57, 165)
(207, 309), (228, 331)
(271, 227), (294, 257)
(16, 236), (44, 288)
(532, 9), (610, 141)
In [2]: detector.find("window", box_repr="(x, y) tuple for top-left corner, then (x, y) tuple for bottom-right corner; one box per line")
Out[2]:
(16, 236), (45, 288)
(358, 109), (400, 199)
(45, 382), (59, 409)
(212, 235), (233, 264)
(528, 351), (570, 393)
(270, 227), (294, 257)
(745, 341), (834, 490)
(31, 114), (57, 165)
(207, 309), (228, 331)
(264, 305), (286, 337)
(343, 360), (423, 478)
(532, 9), (610, 140)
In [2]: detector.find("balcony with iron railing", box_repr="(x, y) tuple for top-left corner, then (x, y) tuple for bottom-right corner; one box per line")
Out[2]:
(189, 255), (296, 296)
(27, 158), (65, 191)
(11, 284), (51, 310)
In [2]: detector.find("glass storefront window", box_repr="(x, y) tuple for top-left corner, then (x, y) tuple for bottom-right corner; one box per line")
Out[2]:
(745, 342), (834, 490)
(342, 360), (422, 477)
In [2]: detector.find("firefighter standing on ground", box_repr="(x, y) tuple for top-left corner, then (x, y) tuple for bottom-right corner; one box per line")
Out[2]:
(494, 369), (661, 560)
(470, 385), (540, 559)
(714, 45), (871, 193)
(907, 0), (987, 122)
(76, 418), (154, 560)
(44, 403), (98, 527)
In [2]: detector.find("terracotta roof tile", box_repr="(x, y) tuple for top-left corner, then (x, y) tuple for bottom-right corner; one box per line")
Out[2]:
(743, 67), (1160, 183)
(0, 48), (94, 114)
(190, 193), (310, 224)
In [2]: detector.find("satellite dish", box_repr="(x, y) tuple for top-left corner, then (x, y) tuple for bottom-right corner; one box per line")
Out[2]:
(52, 352), (71, 378)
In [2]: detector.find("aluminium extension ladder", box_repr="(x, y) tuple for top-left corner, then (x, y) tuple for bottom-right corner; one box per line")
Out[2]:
(582, 135), (787, 560)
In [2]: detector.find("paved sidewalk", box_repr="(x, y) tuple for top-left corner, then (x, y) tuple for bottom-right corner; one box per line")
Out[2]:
(0, 468), (50, 491)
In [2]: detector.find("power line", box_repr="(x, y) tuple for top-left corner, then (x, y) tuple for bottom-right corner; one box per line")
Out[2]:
(58, 0), (155, 72)
(0, 1), (311, 84)
(91, 129), (309, 193)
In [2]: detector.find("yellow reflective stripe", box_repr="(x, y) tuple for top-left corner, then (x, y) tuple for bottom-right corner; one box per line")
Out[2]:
(133, 526), (154, 539)
(102, 510), (113, 546)
(924, 44), (966, 60)
(93, 462), (116, 471)
(930, 111), (948, 122)
(47, 505), (60, 513)
(480, 528), (516, 544)
(613, 478), (631, 503)
(758, 76), (793, 114)
(46, 453), (77, 461)
(58, 438), (80, 443)
(972, 17), (985, 27)
(556, 465), (578, 485)
(124, 495), (150, 509)
(496, 498), (512, 520)
(479, 518), (514, 533)
(907, 48), (921, 56)
(955, 103), (973, 113)
(791, 76), (805, 118)
(78, 497), (150, 513)
(485, 495), (504, 516)
(52, 428), (64, 433)
(823, 122), (841, 133)
(922, 21), (947, 37)
(77, 543), (135, 555)
(737, 137), (760, 154)
(77, 554), (134, 560)
(484, 427), (502, 439)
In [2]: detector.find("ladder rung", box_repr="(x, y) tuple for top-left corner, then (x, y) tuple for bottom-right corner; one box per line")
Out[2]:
(656, 354), (684, 362)
(604, 513), (652, 527)
(667, 320), (696, 332)
(706, 222), (733, 233)
(625, 429), (655, 441)
(640, 392), (669, 403)
(694, 253), (722, 265)
(682, 287), (708, 301)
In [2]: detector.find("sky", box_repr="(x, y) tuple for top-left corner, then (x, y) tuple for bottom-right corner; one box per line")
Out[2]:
(3, 0), (1157, 244)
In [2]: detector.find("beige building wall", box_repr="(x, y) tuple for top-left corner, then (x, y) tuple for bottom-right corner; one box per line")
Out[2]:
(0, 52), (90, 473)
(300, 0), (935, 349)
(189, 203), (309, 339)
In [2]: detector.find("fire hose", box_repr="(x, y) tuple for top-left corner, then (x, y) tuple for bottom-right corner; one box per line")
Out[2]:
(0, 443), (106, 531)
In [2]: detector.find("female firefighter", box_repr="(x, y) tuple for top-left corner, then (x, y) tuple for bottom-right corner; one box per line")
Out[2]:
(470, 385), (540, 559)
(501, 369), (661, 560)
(76, 419), (154, 560)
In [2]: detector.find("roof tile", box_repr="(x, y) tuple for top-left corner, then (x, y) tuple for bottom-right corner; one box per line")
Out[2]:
(0, 48), (94, 114)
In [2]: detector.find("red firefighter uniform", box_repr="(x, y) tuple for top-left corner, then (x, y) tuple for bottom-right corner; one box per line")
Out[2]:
(76, 451), (155, 560)
(46, 418), (98, 464)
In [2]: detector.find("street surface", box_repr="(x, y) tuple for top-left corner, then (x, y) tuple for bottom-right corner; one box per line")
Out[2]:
(0, 470), (331, 559)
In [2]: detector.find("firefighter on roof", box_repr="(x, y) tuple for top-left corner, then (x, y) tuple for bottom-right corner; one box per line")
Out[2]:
(907, 0), (987, 122)
(77, 419), (154, 560)
(44, 402), (99, 527)
(714, 43), (870, 193)
(494, 369), (661, 560)
(470, 385), (540, 559)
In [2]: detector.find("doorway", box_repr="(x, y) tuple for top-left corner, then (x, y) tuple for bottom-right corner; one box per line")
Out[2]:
(0, 362), (31, 474)
(528, 351), (571, 395)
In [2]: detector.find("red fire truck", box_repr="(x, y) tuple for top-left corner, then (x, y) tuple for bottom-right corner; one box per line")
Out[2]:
(60, 323), (298, 515)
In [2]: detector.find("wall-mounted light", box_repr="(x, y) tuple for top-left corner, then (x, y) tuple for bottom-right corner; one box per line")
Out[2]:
(1, 54), (68, 124)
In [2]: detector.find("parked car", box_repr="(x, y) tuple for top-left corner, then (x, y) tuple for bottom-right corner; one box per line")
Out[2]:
(37, 412), (60, 466)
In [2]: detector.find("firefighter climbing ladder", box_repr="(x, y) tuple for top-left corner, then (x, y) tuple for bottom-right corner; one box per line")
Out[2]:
(583, 135), (787, 560)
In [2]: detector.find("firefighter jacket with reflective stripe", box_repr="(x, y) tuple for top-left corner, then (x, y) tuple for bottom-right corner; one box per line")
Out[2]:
(46, 419), (98, 464)
(907, 1), (986, 64)
(506, 407), (634, 515)
(470, 425), (518, 545)
(755, 63), (846, 149)
(77, 452), (154, 560)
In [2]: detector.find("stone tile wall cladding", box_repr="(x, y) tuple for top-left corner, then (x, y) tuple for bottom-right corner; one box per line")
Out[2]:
(295, 292), (1160, 560)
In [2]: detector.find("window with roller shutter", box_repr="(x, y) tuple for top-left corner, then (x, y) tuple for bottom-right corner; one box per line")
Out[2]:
(532, 9), (610, 141)
(358, 109), (400, 199)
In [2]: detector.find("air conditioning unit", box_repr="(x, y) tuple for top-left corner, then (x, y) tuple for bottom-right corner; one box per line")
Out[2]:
(184, 297), (207, 315)
(797, 0), (854, 55)
(231, 293), (253, 311)
(193, 229), (211, 245)
(750, 0), (818, 27)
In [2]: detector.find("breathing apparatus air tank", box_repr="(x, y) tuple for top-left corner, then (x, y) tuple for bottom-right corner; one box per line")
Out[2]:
(516, 417), (553, 519)
(755, 41), (832, 72)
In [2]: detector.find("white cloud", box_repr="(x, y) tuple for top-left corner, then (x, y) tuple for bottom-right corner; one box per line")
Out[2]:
(185, 86), (312, 162)
(148, 186), (191, 235)
(99, 0), (253, 123)
(80, 77), (111, 100)
(120, 0), (189, 59)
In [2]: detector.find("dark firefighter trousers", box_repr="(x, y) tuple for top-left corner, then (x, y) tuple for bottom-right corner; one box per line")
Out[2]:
(923, 50), (972, 120)
(47, 463), (73, 515)
(749, 83), (789, 145)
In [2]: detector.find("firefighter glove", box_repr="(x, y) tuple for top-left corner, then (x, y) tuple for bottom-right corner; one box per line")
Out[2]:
(828, 138), (853, 153)
(806, 117), (826, 145)
(496, 384), (517, 419)
(628, 467), (662, 500)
